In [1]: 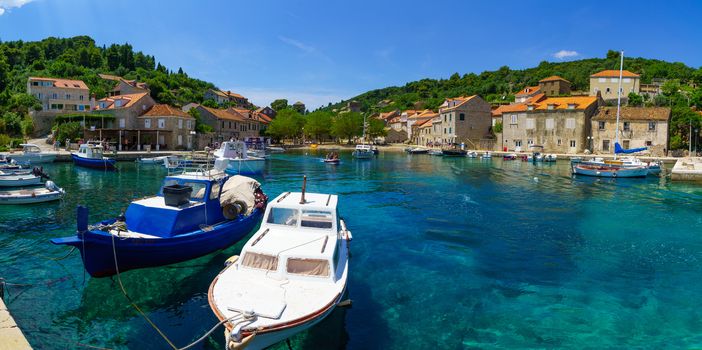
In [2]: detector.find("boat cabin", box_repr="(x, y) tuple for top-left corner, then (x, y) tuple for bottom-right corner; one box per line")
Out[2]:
(215, 141), (249, 160)
(124, 173), (227, 237)
(76, 144), (105, 159)
(20, 144), (42, 154)
(236, 192), (346, 283)
(355, 144), (372, 152)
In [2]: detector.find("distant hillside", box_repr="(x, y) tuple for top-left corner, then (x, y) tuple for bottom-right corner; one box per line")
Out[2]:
(323, 50), (700, 112)
(0, 35), (216, 106)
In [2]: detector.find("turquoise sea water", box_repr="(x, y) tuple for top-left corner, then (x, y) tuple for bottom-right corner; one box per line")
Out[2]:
(2, 151), (702, 349)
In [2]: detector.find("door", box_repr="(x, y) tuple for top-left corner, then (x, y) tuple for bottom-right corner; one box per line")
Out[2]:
(177, 135), (183, 146)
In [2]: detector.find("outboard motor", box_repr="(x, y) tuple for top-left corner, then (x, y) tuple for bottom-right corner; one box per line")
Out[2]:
(45, 180), (58, 191)
(32, 166), (50, 180)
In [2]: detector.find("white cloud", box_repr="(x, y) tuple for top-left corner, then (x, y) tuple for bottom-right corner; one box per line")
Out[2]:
(553, 50), (579, 60)
(0, 0), (34, 15)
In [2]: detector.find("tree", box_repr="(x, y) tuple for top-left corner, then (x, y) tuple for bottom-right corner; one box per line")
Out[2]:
(628, 92), (643, 107)
(367, 117), (387, 139)
(202, 99), (219, 108)
(188, 108), (213, 133)
(330, 112), (363, 143)
(266, 109), (304, 142)
(304, 111), (332, 141)
(271, 99), (288, 112)
(8, 93), (41, 113)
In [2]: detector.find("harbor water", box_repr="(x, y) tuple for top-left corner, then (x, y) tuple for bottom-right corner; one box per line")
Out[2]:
(1, 150), (702, 349)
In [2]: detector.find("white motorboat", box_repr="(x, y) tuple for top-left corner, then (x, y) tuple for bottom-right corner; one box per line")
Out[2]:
(136, 156), (168, 164)
(466, 151), (478, 158)
(352, 144), (374, 159)
(208, 187), (351, 350)
(543, 154), (558, 162)
(266, 146), (285, 153)
(6, 144), (57, 165)
(214, 141), (265, 175)
(427, 149), (443, 156)
(481, 151), (492, 159)
(0, 181), (64, 204)
(0, 173), (42, 187)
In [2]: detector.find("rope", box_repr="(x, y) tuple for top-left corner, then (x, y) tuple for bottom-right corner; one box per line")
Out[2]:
(28, 246), (77, 261)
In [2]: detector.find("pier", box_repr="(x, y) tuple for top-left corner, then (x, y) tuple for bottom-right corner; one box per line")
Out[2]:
(671, 157), (702, 181)
(0, 298), (32, 350)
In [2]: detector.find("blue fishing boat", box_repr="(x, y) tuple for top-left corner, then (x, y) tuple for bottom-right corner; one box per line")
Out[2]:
(51, 171), (268, 277)
(71, 144), (117, 170)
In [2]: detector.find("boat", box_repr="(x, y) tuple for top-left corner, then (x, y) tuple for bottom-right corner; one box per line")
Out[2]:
(208, 182), (351, 350)
(372, 146), (380, 155)
(5, 144), (57, 165)
(521, 154), (533, 162)
(406, 147), (429, 154)
(481, 151), (492, 159)
(580, 157), (661, 176)
(214, 141), (266, 175)
(442, 145), (467, 157)
(571, 51), (648, 179)
(71, 144), (117, 170)
(0, 167), (49, 187)
(0, 181), (64, 204)
(323, 151), (340, 164)
(503, 153), (517, 160)
(266, 146), (285, 153)
(427, 149), (443, 156)
(352, 144), (374, 159)
(543, 154), (558, 162)
(466, 151), (478, 158)
(51, 171), (268, 277)
(571, 163), (648, 178)
(136, 156), (168, 164)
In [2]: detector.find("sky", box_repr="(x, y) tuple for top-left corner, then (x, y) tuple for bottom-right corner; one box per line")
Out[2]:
(1, 0), (701, 109)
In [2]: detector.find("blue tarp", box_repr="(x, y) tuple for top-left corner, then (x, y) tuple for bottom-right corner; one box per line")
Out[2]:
(614, 142), (647, 154)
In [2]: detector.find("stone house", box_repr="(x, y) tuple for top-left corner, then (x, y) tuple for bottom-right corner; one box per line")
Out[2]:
(89, 92), (156, 150)
(99, 74), (149, 96)
(500, 96), (601, 153)
(538, 76), (571, 96)
(255, 106), (276, 119)
(409, 110), (438, 144)
(136, 104), (195, 150)
(514, 86), (541, 103)
(436, 95), (492, 148)
(591, 107), (670, 156)
(185, 104), (261, 144)
(589, 70), (640, 101)
(204, 89), (251, 108)
(27, 77), (91, 135)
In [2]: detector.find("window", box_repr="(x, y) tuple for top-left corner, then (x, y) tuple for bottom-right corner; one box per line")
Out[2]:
(567, 104), (576, 110)
(611, 78), (619, 83)
(444, 128), (447, 134)
(645, 140), (653, 146)
(526, 118), (535, 129)
(301, 210), (333, 229)
(186, 182), (207, 200)
(514, 140), (522, 147)
(444, 115), (447, 122)
(158, 119), (165, 129)
(221, 121), (224, 129)
(449, 127), (452, 134)
(99, 102), (107, 109)
(598, 78), (606, 83)
(570, 140), (576, 148)
(66, 94), (71, 100)
(52, 93), (58, 99)
(119, 118), (125, 128)
(178, 119), (183, 129)
(32, 81), (39, 86)
(605, 88), (611, 94)
(599, 121), (606, 130)
(187, 120), (192, 129)
(267, 208), (299, 226)
(177, 134), (183, 146)
(286, 258), (330, 277)
(623, 122), (630, 131)
(648, 122), (656, 131)
(546, 119), (555, 130)
(527, 105), (534, 111)
(459, 113), (465, 121)
(566, 118), (576, 129)
(557, 139), (562, 146)
(449, 115), (452, 122)
(623, 140), (630, 149)
(144, 119), (152, 128)
(527, 139), (534, 145)
(79, 95), (84, 101)
(242, 252), (278, 271)
(209, 181), (221, 200)
(37, 93), (42, 99)
(229, 121), (232, 128)
(623, 78), (631, 83)
(547, 104), (555, 110)
(510, 114), (518, 124)
(603, 140), (610, 151)
(78, 105), (84, 111)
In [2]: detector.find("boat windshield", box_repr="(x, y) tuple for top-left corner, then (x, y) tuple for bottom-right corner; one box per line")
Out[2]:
(286, 258), (330, 277)
(266, 207), (299, 226)
(300, 210), (333, 229)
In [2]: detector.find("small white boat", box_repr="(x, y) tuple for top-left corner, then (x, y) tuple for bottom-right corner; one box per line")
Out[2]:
(572, 163), (648, 178)
(6, 144), (57, 165)
(543, 154), (558, 162)
(208, 187), (351, 350)
(136, 156), (168, 164)
(466, 151), (478, 158)
(214, 141), (265, 175)
(0, 181), (64, 204)
(481, 151), (492, 159)
(0, 173), (43, 187)
(352, 144), (374, 159)
(265, 146), (285, 153)
(427, 149), (443, 156)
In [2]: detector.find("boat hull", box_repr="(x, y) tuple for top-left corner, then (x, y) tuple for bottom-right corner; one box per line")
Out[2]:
(50, 209), (263, 277)
(0, 176), (42, 187)
(442, 150), (467, 157)
(8, 153), (56, 164)
(352, 151), (374, 159)
(71, 154), (117, 170)
(572, 164), (648, 178)
(223, 159), (266, 175)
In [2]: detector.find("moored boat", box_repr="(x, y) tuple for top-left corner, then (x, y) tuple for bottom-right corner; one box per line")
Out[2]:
(352, 144), (374, 159)
(571, 163), (648, 178)
(466, 151), (478, 158)
(0, 181), (64, 204)
(481, 151), (492, 159)
(407, 147), (429, 154)
(0, 173), (43, 187)
(136, 156), (168, 164)
(51, 172), (267, 277)
(503, 153), (517, 160)
(427, 149), (443, 156)
(442, 146), (467, 157)
(71, 144), (117, 170)
(214, 141), (266, 175)
(208, 186), (351, 350)
(6, 143), (57, 165)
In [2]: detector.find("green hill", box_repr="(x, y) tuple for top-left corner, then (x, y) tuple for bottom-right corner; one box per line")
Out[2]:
(323, 50), (702, 112)
(0, 35), (216, 107)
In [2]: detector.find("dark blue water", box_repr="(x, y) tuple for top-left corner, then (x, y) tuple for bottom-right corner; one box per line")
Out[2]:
(2, 150), (702, 349)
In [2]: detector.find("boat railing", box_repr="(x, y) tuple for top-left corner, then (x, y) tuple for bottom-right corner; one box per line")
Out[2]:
(167, 151), (219, 178)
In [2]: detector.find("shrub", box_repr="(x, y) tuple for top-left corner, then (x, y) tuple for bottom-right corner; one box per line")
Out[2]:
(56, 122), (83, 142)
(493, 121), (503, 133)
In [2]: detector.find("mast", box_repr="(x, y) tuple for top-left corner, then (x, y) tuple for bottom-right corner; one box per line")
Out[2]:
(362, 114), (367, 145)
(614, 50), (624, 159)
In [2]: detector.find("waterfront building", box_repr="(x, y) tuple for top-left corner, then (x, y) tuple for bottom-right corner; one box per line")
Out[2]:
(99, 74), (149, 96)
(204, 88), (251, 108)
(136, 104), (195, 150)
(499, 95), (601, 153)
(409, 110), (438, 144)
(436, 95), (492, 148)
(89, 92), (157, 150)
(538, 76), (572, 96)
(255, 106), (277, 119)
(27, 77), (91, 135)
(185, 104), (262, 143)
(515, 86), (541, 103)
(590, 106), (670, 156)
(590, 70), (640, 101)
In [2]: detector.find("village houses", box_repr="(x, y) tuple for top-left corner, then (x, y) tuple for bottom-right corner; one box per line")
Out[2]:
(99, 74), (149, 96)
(183, 104), (263, 145)
(589, 70), (640, 101)
(136, 104), (195, 150)
(204, 88), (252, 108)
(436, 95), (492, 148)
(27, 77), (91, 134)
(591, 107), (670, 156)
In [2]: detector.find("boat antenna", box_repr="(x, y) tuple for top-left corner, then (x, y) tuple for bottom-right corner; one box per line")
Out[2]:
(614, 50), (624, 160)
(300, 175), (307, 204)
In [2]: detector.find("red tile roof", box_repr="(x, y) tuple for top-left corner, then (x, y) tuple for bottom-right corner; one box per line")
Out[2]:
(95, 92), (150, 110)
(539, 75), (570, 83)
(441, 95), (478, 111)
(590, 70), (639, 78)
(141, 104), (193, 118)
(515, 86), (541, 97)
(592, 107), (670, 121)
(29, 77), (88, 90)
(200, 105), (246, 122)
